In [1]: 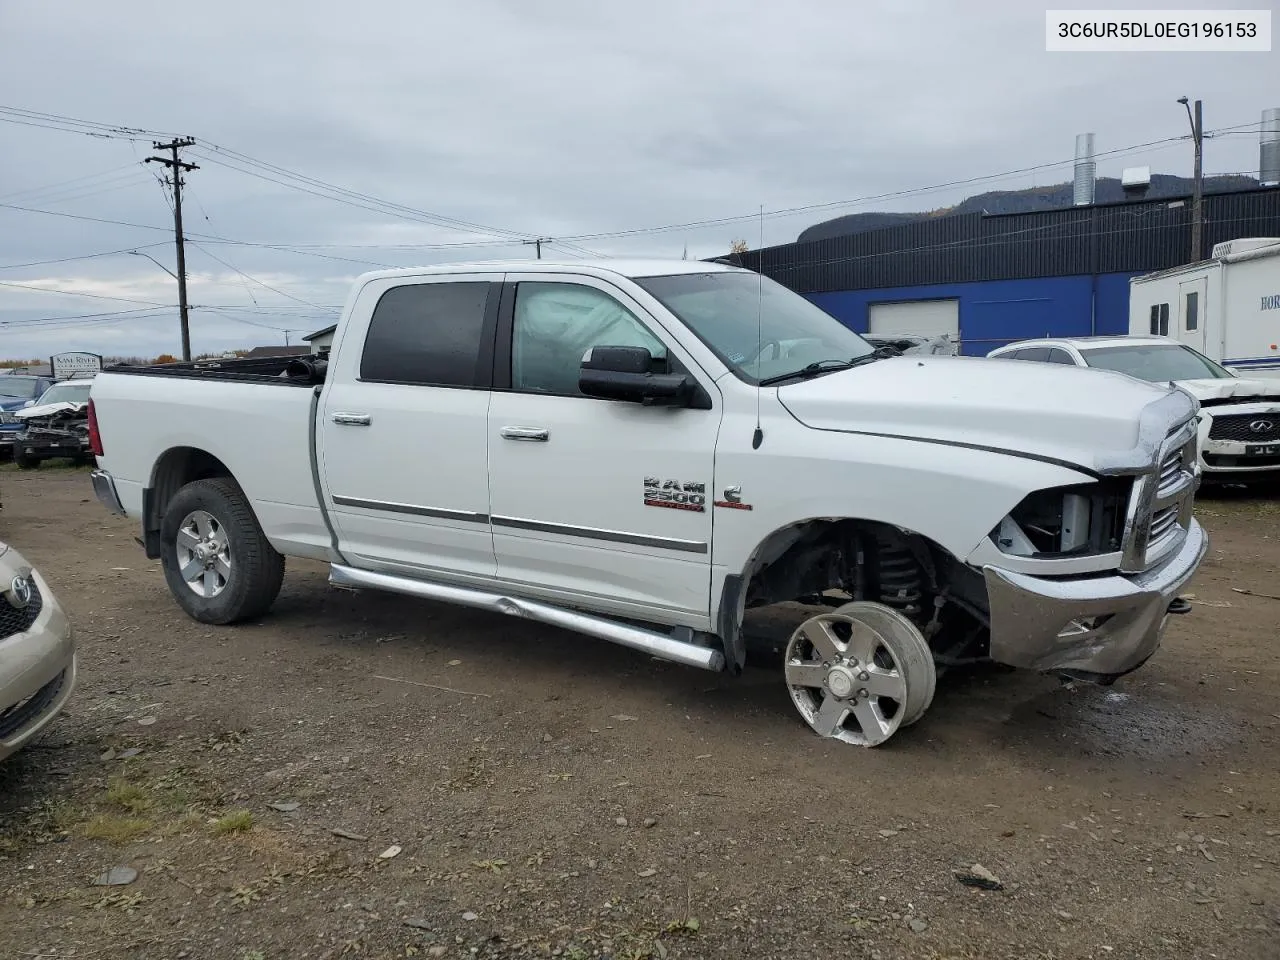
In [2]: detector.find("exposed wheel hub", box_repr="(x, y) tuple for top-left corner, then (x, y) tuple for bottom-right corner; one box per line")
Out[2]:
(825, 664), (857, 699)
(175, 510), (232, 599)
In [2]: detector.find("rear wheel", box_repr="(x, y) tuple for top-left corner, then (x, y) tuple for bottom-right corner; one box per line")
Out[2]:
(14, 448), (40, 469)
(160, 477), (285, 624)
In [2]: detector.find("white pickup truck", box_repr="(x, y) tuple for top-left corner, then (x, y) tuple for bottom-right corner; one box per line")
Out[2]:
(88, 259), (1208, 747)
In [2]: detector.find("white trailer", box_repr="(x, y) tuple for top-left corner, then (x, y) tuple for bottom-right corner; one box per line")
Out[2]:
(1129, 238), (1280, 381)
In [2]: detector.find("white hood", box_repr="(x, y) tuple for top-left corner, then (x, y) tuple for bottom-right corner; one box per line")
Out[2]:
(1169, 377), (1280, 403)
(777, 356), (1193, 473)
(15, 400), (86, 420)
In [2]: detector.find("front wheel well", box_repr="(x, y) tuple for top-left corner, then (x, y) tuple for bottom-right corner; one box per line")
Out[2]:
(143, 447), (236, 558)
(719, 518), (990, 672)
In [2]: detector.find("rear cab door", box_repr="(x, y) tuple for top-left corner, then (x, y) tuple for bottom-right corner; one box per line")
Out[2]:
(316, 271), (503, 578)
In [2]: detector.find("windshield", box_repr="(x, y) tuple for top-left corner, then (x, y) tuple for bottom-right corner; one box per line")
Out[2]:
(0, 377), (46, 400)
(35, 382), (93, 406)
(1080, 343), (1233, 382)
(634, 271), (874, 383)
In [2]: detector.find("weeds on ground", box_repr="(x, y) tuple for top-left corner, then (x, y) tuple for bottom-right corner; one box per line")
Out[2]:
(213, 810), (254, 835)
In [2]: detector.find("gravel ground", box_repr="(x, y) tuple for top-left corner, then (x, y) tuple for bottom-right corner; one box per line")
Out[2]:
(1, 467), (1278, 960)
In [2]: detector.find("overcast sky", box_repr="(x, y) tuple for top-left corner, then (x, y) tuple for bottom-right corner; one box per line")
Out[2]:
(1, 0), (1276, 361)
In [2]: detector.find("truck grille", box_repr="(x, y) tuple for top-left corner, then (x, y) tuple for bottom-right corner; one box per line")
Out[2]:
(0, 579), (43, 640)
(1207, 413), (1280, 443)
(1121, 420), (1199, 573)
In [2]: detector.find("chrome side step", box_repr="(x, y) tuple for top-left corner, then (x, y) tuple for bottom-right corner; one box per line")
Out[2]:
(328, 564), (726, 672)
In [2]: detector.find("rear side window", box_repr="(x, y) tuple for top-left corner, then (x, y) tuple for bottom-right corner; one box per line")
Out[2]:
(360, 281), (493, 386)
(1044, 349), (1076, 365)
(1011, 347), (1050, 362)
(1149, 303), (1170, 336)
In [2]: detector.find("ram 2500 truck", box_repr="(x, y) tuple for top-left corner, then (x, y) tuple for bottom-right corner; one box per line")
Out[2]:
(87, 259), (1208, 747)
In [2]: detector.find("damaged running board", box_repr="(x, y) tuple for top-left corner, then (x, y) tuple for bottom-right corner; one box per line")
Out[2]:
(328, 564), (726, 672)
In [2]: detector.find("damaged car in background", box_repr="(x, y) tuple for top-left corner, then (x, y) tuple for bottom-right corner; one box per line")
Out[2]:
(13, 376), (95, 469)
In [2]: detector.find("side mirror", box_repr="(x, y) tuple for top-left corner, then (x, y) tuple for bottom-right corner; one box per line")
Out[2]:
(22, 400), (34, 408)
(579, 345), (691, 406)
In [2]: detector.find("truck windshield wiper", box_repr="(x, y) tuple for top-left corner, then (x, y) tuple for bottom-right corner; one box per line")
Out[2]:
(758, 353), (882, 386)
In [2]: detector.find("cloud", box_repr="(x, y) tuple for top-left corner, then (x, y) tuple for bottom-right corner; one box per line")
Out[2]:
(1, 0), (1275, 358)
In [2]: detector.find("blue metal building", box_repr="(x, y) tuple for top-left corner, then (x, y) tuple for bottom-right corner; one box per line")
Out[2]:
(729, 186), (1280, 355)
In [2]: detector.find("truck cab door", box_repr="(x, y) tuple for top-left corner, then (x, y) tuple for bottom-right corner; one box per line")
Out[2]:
(485, 275), (721, 626)
(316, 274), (503, 578)
(1178, 278), (1207, 354)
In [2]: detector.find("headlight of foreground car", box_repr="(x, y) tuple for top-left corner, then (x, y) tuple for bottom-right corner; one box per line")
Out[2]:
(991, 479), (1131, 558)
(0, 412), (19, 424)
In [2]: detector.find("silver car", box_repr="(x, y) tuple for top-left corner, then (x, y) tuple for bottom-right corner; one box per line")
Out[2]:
(0, 540), (75, 761)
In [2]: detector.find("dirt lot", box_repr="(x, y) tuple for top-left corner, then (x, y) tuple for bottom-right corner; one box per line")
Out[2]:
(1, 467), (1278, 960)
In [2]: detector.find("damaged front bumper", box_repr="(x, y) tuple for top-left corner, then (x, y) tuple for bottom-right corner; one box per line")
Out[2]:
(981, 517), (1207, 681)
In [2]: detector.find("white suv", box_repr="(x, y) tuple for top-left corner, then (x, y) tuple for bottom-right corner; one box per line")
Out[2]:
(987, 336), (1280, 485)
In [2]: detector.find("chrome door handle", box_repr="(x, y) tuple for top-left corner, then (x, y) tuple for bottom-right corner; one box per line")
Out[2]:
(500, 426), (549, 442)
(332, 413), (372, 426)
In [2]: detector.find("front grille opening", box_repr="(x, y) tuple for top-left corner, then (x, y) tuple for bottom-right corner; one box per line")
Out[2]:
(1057, 614), (1115, 638)
(997, 479), (1130, 558)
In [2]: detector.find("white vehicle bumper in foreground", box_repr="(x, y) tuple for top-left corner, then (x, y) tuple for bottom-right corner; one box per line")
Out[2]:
(981, 518), (1207, 681)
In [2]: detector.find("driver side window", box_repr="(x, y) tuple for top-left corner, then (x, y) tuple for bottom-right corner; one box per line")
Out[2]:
(512, 282), (667, 396)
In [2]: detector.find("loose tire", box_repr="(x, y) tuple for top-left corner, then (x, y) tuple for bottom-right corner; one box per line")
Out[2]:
(160, 477), (285, 624)
(783, 601), (937, 747)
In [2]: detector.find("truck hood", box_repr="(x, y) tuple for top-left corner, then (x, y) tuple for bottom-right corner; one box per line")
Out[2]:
(1168, 377), (1280, 403)
(777, 355), (1194, 474)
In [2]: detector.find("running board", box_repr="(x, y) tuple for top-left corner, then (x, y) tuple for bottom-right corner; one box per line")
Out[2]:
(328, 565), (726, 672)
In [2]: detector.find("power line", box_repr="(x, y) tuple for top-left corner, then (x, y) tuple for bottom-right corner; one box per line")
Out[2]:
(0, 241), (170, 270)
(189, 143), (535, 240)
(0, 105), (179, 142)
(0, 278), (169, 306)
(0, 306), (174, 328)
(0, 164), (142, 203)
(189, 242), (326, 309)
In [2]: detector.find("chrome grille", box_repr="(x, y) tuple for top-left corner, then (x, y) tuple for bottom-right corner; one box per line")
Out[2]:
(1149, 505), (1178, 543)
(1121, 418), (1199, 573)
(1157, 447), (1184, 495)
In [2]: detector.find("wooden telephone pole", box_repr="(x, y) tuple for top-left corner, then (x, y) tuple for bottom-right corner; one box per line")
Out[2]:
(145, 138), (199, 361)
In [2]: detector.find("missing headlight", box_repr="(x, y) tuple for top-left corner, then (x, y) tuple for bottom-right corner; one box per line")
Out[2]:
(992, 479), (1131, 558)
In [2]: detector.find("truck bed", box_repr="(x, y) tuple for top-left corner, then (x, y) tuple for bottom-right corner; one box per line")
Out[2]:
(103, 353), (327, 385)
(90, 364), (333, 562)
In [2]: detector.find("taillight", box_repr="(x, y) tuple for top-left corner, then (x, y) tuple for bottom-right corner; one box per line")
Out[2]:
(87, 399), (103, 457)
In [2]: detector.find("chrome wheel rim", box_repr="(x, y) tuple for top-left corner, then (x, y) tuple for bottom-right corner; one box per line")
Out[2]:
(176, 510), (231, 598)
(784, 604), (934, 747)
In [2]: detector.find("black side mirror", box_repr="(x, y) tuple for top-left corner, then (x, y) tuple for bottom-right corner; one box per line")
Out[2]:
(579, 345), (691, 406)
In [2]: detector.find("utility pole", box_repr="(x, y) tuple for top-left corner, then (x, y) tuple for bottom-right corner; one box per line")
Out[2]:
(146, 138), (199, 361)
(1178, 97), (1204, 262)
(523, 237), (549, 259)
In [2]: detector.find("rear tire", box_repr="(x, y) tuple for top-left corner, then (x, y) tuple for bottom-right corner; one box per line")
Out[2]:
(160, 477), (285, 624)
(14, 448), (40, 469)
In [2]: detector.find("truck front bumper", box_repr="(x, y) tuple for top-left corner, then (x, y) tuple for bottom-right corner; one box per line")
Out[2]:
(981, 518), (1207, 681)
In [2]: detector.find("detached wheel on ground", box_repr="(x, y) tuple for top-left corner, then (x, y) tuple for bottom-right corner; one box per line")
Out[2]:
(783, 601), (936, 747)
(160, 477), (285, 624)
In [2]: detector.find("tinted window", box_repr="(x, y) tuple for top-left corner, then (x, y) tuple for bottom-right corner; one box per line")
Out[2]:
(1149, 302), (1170, 336)
(0, 377), (48, 400)
(512, 282), (667, 396)
(360, 282), (492, 386)
(1185, 291), (1199, 331)
(1011, 347), (1050, 362)
(1081, 343), (1232, 381)
(1045, 349), (1076, 365)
